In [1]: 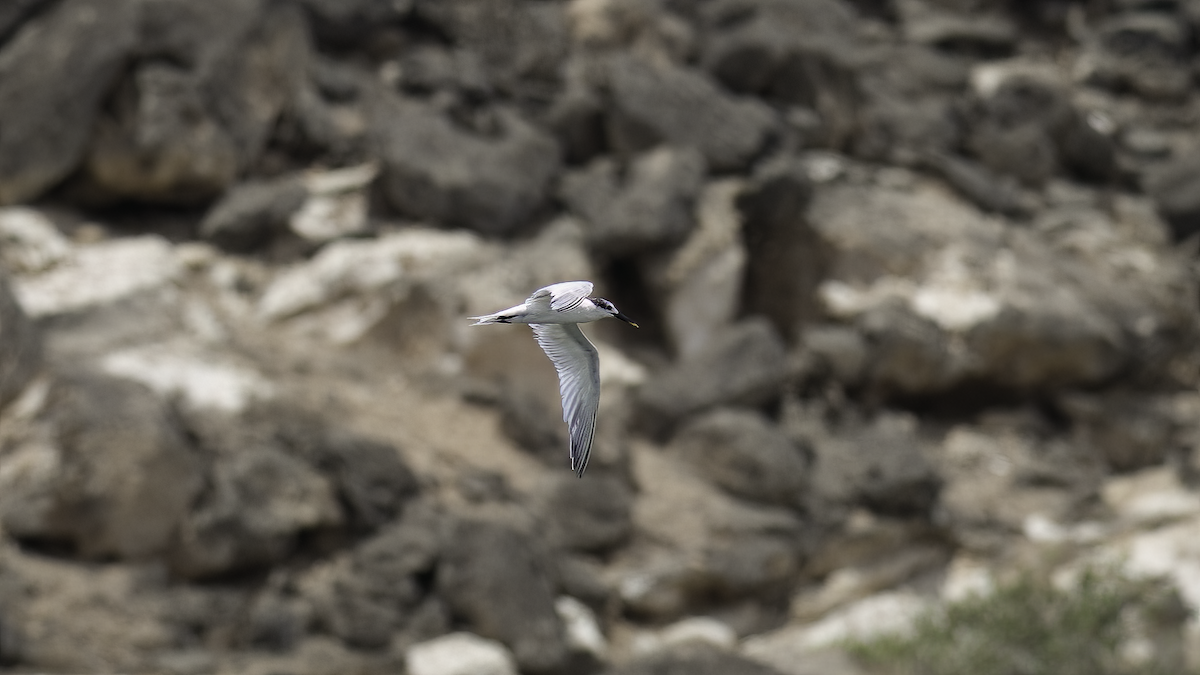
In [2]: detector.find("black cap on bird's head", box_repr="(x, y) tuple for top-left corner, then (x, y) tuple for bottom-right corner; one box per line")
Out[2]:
(592, 297), (639, 328)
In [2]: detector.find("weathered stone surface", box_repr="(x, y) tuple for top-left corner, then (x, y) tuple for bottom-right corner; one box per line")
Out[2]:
(561, 146), (705, 256)
(200, 176), (308, 252)
(0, 270), (40, 409)
(0, 0), (139, 204)
(299, 505), (443, 648)
(604, 644), (789, 675)
(651, 179), (745, 358)
(604, 55), (776, 171)
(701, 0), (861, 148)
(811, 177), (1195, 397)
(543, 474), (634, 552)
(670, 409), (808, 508)
(1145, 151), (1200, 241)
(413, 0), (568, 91)
(1078, 12), (1193, 100)
(438, 519), (569, 673)
(169, 406), (347, 579)
(802, 412), (940, 517)
(83, 1), (309, 203)
(1060, 391), (1179, 472)
(638, 318), (789, 434)
(372, 96), (560, 234)
(0, 0), (53, 46)
(0, 371), (202, 559)
(737, 157), (823, 341)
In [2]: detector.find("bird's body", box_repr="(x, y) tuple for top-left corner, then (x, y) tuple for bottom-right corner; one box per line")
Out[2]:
(471, 281), (638, 477)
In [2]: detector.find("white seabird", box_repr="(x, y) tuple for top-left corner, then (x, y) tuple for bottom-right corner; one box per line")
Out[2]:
(470, 281), (639, 477)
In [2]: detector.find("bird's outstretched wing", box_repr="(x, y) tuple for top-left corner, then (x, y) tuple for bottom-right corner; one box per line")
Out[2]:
(527, 281), (594, 313)
(532, 322), (600, 477)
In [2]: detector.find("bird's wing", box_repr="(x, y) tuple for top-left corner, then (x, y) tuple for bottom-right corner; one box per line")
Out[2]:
(532, 322), (600, 477)
(528, 281), (594, 313)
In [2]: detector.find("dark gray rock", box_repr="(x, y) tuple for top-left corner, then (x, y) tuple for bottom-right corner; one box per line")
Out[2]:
(0, 0), (140, 205)
(639, 319), (789, 435)
(807, 413), (940, 517)
(499, 386), (568, 467)
(737, 157), (823, 341)
(854, 93), (961, 165)
(700, 533), (802, 598)
(83, 1), (309, 204)
(966, 85), (1067, 187)
(372, 95), (560, 234)
(701, 0), (861, 148)
(395, 46), (490, 96)
(313, 434), (419, 532)
(199, 176), (308, 252)
(0, 270), (40, 409)
(169, 406), (349, 579)
(1059, 392), (1178, 472)
(295, 0), (413, 48)
(268, 409), (420, 531)
(438, 519), (569, 674)
(0, 0), (53, 47)
(561, 147), (705, 256)
(413, 0), (568, 92)
(300, 505), (444, 649)
(670, 409), (808, 508)
(549, 67), (608, 165)
(171, 441), (342, 579)
(604, 55), (776, 171)
(1083, 12), (1192, 100)
(544, 474), (634, 553)
(922, 151), (1032, 217)
(0, 371), (202, 559)
(960, 62), (1115, 187)
(1145, 151), (1200, 241)
(604, 644), (788, 675)
(801, 324), (868, 385)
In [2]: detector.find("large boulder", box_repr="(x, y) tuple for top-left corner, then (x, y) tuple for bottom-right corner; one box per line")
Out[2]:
(810, 175), (1195, 398)
(413, 0), (568, 93)
(0, 0), (140, 204)
(82, 0), (309, 203)
(560, 146), (705, 256)
(298, 504), (445, 649)
(603, 54), (777, 171)
(372, 96), (561, 234)
(701, 0), (861, 149)
(437, 519), (570, 673)
(669, 409), (809, 509)
(0, 370), (202, 559)
(638, 318), (789, 435)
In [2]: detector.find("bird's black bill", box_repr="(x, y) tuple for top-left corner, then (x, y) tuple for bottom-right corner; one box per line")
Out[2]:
(614, 311), (639, 328)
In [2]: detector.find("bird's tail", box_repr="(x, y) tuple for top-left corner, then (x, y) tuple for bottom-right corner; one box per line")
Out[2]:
(469, 312), (511, 326)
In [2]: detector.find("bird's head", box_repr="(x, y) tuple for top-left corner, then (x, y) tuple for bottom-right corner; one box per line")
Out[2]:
(592, 297), (638, 328)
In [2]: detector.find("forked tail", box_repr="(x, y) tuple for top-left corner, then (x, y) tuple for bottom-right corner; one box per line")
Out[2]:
(469, 313), (512, 325)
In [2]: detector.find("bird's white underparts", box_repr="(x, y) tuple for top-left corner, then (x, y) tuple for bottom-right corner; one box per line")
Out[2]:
(470, 281), (639, 477)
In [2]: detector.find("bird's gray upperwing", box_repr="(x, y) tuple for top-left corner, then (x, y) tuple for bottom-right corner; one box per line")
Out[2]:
(532, 322), (600, 477)
(528, 281), (594, 313)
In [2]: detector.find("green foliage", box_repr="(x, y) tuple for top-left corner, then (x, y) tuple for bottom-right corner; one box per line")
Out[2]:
(848, 566), (1194, 675)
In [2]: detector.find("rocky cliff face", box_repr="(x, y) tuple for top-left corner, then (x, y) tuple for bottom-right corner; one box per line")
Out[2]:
(2, 1), (1200, 674)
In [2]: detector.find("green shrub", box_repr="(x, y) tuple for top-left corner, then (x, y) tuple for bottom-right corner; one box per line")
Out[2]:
(848, 566), (1194, 675)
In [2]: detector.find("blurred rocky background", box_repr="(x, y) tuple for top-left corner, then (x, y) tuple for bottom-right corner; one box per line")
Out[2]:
(2, 0), (1200, 673)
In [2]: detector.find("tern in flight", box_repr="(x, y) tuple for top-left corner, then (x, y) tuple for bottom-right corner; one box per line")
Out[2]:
(470, 281), (639, 477)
